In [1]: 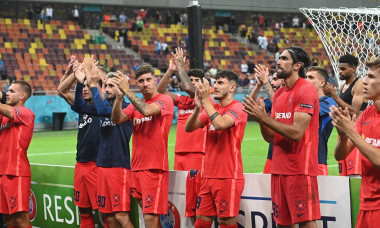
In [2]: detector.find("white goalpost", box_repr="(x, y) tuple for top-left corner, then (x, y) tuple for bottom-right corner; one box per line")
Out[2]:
(300, 7), (380, 82)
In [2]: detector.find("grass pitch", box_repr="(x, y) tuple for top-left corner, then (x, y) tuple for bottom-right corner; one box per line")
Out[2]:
(27, 121), (340, 175)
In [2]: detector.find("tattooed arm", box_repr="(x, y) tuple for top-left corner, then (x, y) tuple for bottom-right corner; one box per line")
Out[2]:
(174, 47), (196, 97)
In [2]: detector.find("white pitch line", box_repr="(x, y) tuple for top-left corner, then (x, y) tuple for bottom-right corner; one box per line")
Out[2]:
(28, 151), (76, 157)
(328, 165), (338, 167)
(30, 163), (75, 168)
(41, 182), (74, 188)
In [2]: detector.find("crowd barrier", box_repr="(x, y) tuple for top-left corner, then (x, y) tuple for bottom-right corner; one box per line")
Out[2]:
(29, 164), (359, 228)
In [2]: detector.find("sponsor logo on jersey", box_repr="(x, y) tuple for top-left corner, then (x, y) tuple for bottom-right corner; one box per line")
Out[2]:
(101, 118), (116, 127)
(29, 189), (37, 221)
(275, 112), (292, 120)
(365, 137), (380, 147)
(300, 103), (313, 109)
(134, 116), (152, 125)
(160, 201), (180, 228)
(79, 115), (92, 128)
(178, 109), (193, 115)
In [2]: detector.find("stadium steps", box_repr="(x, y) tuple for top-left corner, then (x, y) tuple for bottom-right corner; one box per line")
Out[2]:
(85, 29), (142, 62)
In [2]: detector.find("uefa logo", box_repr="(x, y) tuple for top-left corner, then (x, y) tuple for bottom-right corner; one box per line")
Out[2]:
(160, 201), (180, 228)
(29, 189), (37, 221)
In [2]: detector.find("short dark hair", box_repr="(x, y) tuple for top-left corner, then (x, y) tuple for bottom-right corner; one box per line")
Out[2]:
(215, 70), (238, 85)
(286, 46), (311, 78)
(366, 57), (380, 70)
(188, 68), (204, 79)
(12, 81), (32, 99)
(136, 64), (154, 79)
(339, 54), (359, 68)
(307, 66), (329, 87)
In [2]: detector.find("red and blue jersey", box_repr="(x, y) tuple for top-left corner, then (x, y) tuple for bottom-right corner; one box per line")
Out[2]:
(318, 95), (337, 165)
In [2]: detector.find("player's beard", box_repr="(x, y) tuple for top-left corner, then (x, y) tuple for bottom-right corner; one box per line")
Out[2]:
(214, 90), (228, 100)
(277, 69), (291, 79)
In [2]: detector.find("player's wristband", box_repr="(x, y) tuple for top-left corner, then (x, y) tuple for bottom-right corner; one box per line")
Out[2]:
(210, 112), (219, 121)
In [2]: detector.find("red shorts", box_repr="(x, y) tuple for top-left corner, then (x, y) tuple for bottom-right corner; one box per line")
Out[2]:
(318, 164), (328, 176)
(339, 147), (362, 176)
(131, 170), (168, 215)
(0, 175), (30, 214)
(97, 167), (131, 213)
(356, 209), (380, 228)
(174, 152), (204, 171)
(271, 174), (321, 226)
(74, 162), (98, 209)
(196, 178), (244, 218)
(263, 159), (272, 174)
(185, 169), (203, 217)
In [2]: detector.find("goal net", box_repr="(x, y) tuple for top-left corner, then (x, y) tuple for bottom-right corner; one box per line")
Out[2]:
(300, 7), (380, 81)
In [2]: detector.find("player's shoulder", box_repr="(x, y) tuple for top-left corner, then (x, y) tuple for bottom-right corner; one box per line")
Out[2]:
(14, 106), (35, 116)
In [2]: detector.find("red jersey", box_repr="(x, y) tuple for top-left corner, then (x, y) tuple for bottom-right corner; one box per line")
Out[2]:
(271, 78), (319, 176)
(0, 107), (35, 176)
(355, 105), (380, 210)
(174, 95), (206, 153)
(123, 94), (174, 171)
(198, 100), (247, 179)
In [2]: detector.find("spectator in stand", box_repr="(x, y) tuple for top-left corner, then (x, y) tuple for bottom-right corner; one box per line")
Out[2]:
(103, 13), (110, 23)
(154, 40), (162, 55)
(136, 17), (143, 32)
(247, 61), (255, 74)
(134, 9), (147, 23)
(41, 7), (47, 22)
(230, 16), (237, 36)
(119, 24), (128, 48)
(161, 42), (168, 55)
(238, 73), (250, 88)
(155, 11), (162, 24)
(240, 25), (248, 45)
(166, 11), (171, 25)
(130, 18), (137, 32)
(119, 11), (127, 23)
(46, 5), (53, 21)
(174, 11), (181, 24)
(180, 12), (188, 25)
(241, 60), (248, 74)
(94, 16), (101, 29)
(34, 4), (42, 22)
(223, 23), (229, 33)
(259, 14), (265, 28)
(25, 4), (34, 20)
(72, 5), (80, 25)
(292, 15), (300, 28)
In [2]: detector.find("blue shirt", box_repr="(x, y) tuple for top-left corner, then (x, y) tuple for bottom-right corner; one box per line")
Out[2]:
(318, 95), (337, 165)
(71, 83), (101, 163)
(89, 87), (133, 169)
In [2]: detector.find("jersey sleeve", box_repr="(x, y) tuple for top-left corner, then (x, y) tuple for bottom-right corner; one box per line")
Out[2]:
(12, 107), (34, 126)
(91, 87), (112, 117)
(173, 94), (182, 106)
(294, 85), (318, 115)
(155, 95), (174, 117)
(122, 103), (135, 120)
(224, 102), (248, 126)
(320, 97), (337, 117)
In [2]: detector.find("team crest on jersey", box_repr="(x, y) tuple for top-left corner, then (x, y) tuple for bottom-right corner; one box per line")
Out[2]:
(296, 200), (306, 211)
(288, 96), (294, 106)
(348, 159), (355, 169)
(29, 189), (37, 221)
(145, 195), (153, 204)
(160, 201), (180, 228)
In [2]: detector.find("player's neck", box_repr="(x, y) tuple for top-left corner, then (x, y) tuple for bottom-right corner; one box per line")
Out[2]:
(143, 90), (158, 101)
(345, 75), (356, 85)
(374, 99), (380, 111)
(317, 89), (325, 98)
(219, 94), (234, 106)
(284, 73), (299, 89)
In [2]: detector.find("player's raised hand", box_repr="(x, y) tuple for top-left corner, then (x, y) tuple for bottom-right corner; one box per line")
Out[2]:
(168, 54), (177, 72)
(83, 55), (95, 71)
(65, 55), (76, 76)
(197, 78), (211, 101)
(329, 106), (355, 136)
(242, 95), (266, 121)
(88, 63), (100, 87)
(113, 71), (130, 94)
(173, 47), (186, 68)
(73, 62), (86, 83)
(194, 89), (203, 110)
(255, 65), (270, 84)
(323, 82), (337, 98)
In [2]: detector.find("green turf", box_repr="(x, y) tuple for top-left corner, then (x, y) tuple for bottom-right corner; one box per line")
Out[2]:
(27, 121), (340, 175)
